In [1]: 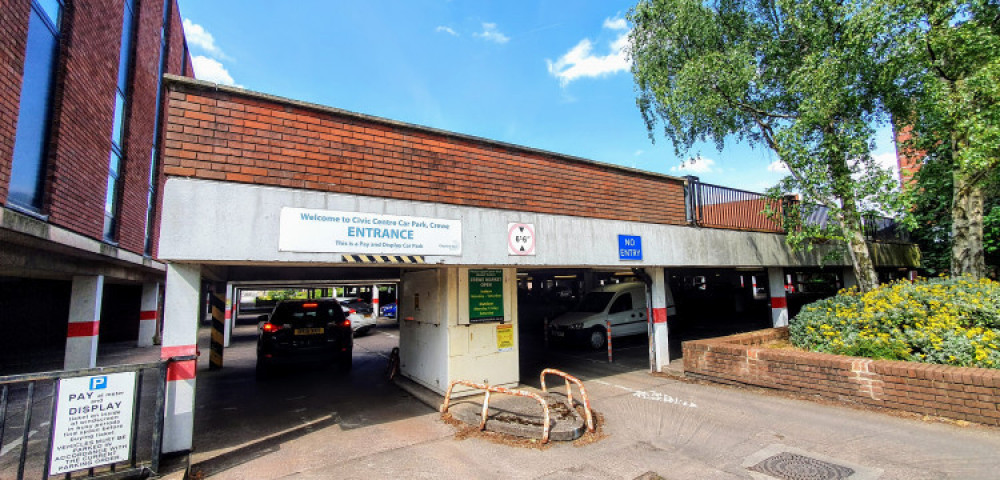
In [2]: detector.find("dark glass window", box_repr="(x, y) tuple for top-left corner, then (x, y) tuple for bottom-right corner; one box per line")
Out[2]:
(8, 1), (61, 211)
(609, 294), (633, 314)
(104, 0), (136, 241)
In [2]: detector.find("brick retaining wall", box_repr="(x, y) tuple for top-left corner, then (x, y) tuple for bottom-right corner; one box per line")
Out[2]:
(683, 328), (1000, 426)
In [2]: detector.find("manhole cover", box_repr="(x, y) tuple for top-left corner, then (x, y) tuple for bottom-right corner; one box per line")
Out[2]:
(748, 452), (855, 480)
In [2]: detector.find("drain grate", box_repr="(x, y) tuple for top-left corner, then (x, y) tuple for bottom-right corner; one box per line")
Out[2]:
(748, 452), (856, 480)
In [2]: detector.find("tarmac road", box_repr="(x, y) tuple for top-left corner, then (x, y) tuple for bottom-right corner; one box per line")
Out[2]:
(167, 319), (1000, 479)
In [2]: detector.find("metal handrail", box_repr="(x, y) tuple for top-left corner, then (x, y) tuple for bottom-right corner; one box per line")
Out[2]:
(0, 355), (195, 479)
(539, 369), (594, 432)
(440, 380), (551, 443)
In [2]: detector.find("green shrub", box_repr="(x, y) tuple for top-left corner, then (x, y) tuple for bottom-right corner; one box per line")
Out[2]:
(790, 276), (1000, 368)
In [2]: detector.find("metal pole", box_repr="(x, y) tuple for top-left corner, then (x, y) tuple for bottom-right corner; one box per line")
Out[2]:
(606, 319), (613, 363)
(17, 381), (35, 479)
(41, 380), (61, 479)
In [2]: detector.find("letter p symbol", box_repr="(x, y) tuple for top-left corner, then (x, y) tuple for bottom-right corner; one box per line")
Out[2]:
(90, 376), (108, 390)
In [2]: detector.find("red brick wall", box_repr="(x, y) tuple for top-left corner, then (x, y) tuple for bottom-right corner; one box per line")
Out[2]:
(162, 80), (689, 225)
(896, 125), (922, 186)
(0, 0), (191, 255)
(684, 328), (1000, 426)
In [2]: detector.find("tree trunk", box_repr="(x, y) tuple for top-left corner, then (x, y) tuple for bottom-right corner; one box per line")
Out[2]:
(951, 169), (986, 277)
(828, 140), (880, 293)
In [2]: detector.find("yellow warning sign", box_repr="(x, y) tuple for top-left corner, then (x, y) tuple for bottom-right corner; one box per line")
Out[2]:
(496, 324), (514, 352)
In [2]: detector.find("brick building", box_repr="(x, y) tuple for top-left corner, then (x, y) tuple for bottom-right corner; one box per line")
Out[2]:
(0, 0), (192, 372)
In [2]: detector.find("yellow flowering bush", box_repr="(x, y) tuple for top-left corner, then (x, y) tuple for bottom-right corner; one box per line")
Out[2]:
(790, 276), (1000, 368)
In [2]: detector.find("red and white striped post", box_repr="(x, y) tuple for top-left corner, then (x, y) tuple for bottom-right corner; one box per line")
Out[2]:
(649, 267), (670, 371)
(161, 263), (201, 454)
(65, 275), (104, 369)
(371, 284), (379, 318)
(138, 282), (160, 347)
(767, 267), (789, 327)
(606, 319), (613, 363)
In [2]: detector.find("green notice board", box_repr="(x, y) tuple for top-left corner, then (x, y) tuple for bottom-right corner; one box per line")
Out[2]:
(469, 269), (504, 323)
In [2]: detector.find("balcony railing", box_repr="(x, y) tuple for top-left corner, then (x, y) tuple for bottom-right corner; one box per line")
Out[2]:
(684, 177), (911, 243)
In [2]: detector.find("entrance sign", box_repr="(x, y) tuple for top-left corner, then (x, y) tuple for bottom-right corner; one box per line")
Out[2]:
(507, 223), (535, 255)
(618, 235), (642, 260)
(49, 372), (137, 475)
(469, 269), (504, 323)
(279, 208), (462, 255)
(496, 324), (514, 351)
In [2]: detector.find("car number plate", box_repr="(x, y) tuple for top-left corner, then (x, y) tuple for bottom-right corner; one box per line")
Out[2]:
(551, 330), (564, 337)
(294, 328), (324, 336)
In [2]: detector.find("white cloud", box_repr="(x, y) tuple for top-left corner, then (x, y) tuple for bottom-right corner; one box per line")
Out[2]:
(671, 156), (716, 174)
(183, 19), (229, 60)
(475, 23), (509, 44)
(767, 160), (788, 172)
(634, 150), (644, 156)
(546, 20), (631, 86)
(191, 56), (241, 87)
(435, 26), (458, 36)
(603, 17), (628, 30)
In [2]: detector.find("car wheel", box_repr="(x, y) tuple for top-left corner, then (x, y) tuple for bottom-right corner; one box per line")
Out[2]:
(588, 328), (606, 350)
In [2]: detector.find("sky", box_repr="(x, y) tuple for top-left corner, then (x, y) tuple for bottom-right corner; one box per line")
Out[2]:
(177, 0), (900, 193)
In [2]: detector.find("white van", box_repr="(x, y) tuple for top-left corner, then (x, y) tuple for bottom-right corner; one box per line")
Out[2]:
(548, 282), (676, 349)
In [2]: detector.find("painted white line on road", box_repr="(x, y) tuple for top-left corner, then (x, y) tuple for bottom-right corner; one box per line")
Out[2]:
(379, 332), (397, 339)
(1, 430), (36, 457)
(594, 380), (697, 408)
(286, 396), (306, 401)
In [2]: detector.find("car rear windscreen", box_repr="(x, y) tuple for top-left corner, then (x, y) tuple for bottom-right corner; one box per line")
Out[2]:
(272, 303), (344, 326)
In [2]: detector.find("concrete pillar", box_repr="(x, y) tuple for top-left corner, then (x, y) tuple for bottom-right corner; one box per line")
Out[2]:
(649, 267), (670, 371)
(138, 282), (160, 347)
(209, 283), (226, 370)
(843, 268), (858, 290)
(161, 263), (201, 454)
(767, 267), (789, 327)
(223, 283), (234, 348)
(372, 284), (380, 317)
(65, 275), (104, 369)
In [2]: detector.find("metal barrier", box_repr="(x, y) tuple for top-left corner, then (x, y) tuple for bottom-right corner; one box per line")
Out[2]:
(539, 369), (594, 432)
(0, 356), (194, 480)
(440, 380), (551, 443)
(684, 176), (911, 243)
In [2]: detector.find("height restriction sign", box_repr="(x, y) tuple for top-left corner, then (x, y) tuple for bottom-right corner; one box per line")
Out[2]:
(507, 223), (535, 256)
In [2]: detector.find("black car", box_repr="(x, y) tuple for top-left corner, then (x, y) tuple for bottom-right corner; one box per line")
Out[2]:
(256, 299), (353, 378)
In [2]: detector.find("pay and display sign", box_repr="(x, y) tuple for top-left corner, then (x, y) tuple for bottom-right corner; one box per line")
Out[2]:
(49, 372), (137, 475)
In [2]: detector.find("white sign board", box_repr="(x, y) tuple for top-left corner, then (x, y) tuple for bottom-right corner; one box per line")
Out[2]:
(507, 223), (535, 256)
(49, 372), (137, 475)
(279, 208), (462, 256)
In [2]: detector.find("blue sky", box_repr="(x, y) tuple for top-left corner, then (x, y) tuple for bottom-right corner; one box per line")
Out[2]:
(178, 0), (899, 192)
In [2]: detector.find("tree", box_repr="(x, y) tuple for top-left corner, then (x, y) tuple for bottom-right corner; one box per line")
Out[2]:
(628, 0), (905, 292)
(878, 0), (1000, 278)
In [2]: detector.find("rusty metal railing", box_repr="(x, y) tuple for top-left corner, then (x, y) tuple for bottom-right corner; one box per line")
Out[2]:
(539, 369), (594, 433)
(440, 380), (551, 443)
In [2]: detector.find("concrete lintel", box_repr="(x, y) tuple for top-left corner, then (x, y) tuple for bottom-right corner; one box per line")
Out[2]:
(160, 178), (919, 270)
(1, 206), (166, 280)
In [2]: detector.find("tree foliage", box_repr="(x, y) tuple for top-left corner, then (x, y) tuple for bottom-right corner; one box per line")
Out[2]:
(879, 0), (1000, 277)
(628, 0), (906, 292)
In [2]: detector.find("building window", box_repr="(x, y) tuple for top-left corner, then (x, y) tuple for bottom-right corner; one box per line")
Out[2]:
(145, 1), (174, 255)
(104, 0), (137, 241)
(8, 0), (62, 212)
